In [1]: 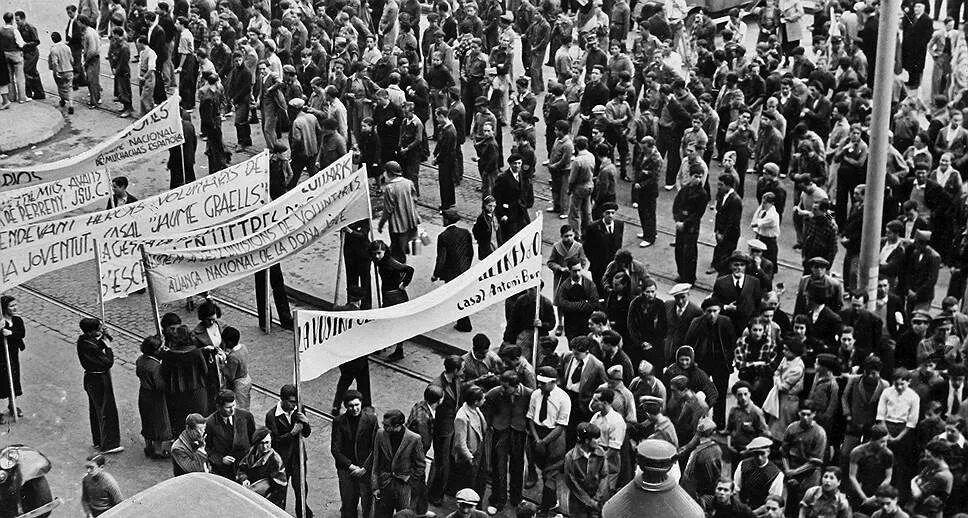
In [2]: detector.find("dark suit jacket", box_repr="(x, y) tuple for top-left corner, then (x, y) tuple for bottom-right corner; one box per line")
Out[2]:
(582, 219), (625, 273)
(434, 122), (460, 179)
(148, 24), (169, 66)
(448, 101), (467, 143)
(934, 126), (968, 167)
(664, 300), (703, 361)
(715, 191), (742, 239)
(558, 352), (607, 410)
(331, 411), (378, 472)
(839, 308), (883, 357)
(493, 170), (531, 237)
(407, 400), (435, 451)
(712, 274), (763, 332)
(746, 258), (775, 292)
(433, 225), (473, 282)
(807, 306), (844, 350)
(900, 245), (942, 304)
(205, 409), (256, 476)
(371, 428), (425, 488)
(265, 407), (311, 467)
(543, 97), (570, 142)
(930, 381), (968, 417)
(431, 372), (463, 437)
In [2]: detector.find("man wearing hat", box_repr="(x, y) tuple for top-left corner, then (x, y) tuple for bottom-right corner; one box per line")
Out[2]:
(581, 201), (624, 295)
(493, 152), (532, 239)
(733, 436), (785, 511)
(899, 228), (942, 313)
(452, 488), (489, 517)
(682, 419), (722, 499)
(673, 165), (710, 283)
(564, 421), (609, 517)
(527, 366), (571, 512)
(378, 161), (420, 263)
(713, 251), (764, 335)
(808, 353), (841, 429)
(684, 298), (735, 424)
(640, 395), (678, 446)
(746, 239), (775, 291)
(794, 257), (845, 315)
(433, 208), (474, 332)
(669, 375), (709, 449)
(664, 284), (702, 360)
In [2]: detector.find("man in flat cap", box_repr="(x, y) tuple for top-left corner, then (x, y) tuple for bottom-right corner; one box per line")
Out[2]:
(433, 208), (474, 332)
(794, 257), (845, 315)
(682, 419), (723, 500)
(900, 228), (941, 313)
(640, 395), (678, 447)
(746, 239), (775, 291)
(664, 284), (702, 360)
(582, 201), (624, 295)
(733, 436), (785, 511)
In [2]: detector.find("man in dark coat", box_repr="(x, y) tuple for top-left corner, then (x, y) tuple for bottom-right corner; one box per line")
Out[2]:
(473, 195), (502, 259)
(673, 167), (710, 283)
(710, 174), (743, 275)
(433, 209), (474, 332)
(371, 410), (426, 517)
(901, 1), (933, 88)
(494, 153), (533, 240)
(712, 252), (763, 336)
(331, 389), (378, 518)
(433, 107), (460, 209)
(683, 298), (736, 425)
(265, 385), (313, 518)
(581, 202), (624, 295)
(428, 356), (464, 505)
(168, 109), (197, 188)
(205, 389), (257, 479)
(900, 230), (942, 313)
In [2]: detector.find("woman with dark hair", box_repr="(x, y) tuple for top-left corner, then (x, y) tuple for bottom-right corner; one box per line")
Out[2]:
(161, 324), (209, 434)
(370, 240), (414, 361)
(192, 300), (227, 413)
(237, 427), (288, 507)
(136, 335), (171, 458)
(0, 295), (25, 422)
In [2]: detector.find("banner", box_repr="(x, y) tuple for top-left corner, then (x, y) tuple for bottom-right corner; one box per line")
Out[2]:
(144, 166), (371, 303)
(0, 169), (113, 228)
(295, 216), (544, 382)
(0, 151), (269, 293)
(98, 152), (355, 301)
(0, 96), (183, 192)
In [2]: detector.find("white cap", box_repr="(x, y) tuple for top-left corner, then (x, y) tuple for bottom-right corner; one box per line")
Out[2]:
(669, 283), (692, 296)
(456, 488), (481, 505)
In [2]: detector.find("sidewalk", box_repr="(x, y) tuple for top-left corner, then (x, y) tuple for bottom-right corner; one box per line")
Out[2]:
(0, 100), (64, 155)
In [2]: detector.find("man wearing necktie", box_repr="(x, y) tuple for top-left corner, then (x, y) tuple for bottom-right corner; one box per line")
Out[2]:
(205, 390), (256, 479)
(526, 366), (571, 513)
(712, 251), (763, 336)
(557, 337), (607, 449)
(709, 174), (743, 275)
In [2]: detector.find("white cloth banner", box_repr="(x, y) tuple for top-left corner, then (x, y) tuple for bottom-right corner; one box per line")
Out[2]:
(97, 153), (355, 301)
(295, 216), (544, 382)
(0, 96), (184, 192)
(0, 169), (113, 228)
(0, 151), (269, 293)
(144, 166), (371, 303)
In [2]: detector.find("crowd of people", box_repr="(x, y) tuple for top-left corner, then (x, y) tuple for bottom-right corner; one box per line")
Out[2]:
(5, 0), (968, 515)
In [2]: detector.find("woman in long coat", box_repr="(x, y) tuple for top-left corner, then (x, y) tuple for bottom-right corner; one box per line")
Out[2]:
(161, 325), (209, 435)
(0, 295), (25, 421)
(136, 335), (172, 458)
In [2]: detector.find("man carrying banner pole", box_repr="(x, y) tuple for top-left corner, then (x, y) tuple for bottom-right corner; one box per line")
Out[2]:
(288, 311), (310, 518)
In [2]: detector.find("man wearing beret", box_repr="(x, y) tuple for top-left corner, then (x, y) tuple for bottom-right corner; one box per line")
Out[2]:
(684, 298), (735, 424)
(582, 202), (624, 295)
(493, 153), (532, 239)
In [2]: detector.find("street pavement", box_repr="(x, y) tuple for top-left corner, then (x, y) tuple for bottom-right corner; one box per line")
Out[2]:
(0, 3), (957, 517)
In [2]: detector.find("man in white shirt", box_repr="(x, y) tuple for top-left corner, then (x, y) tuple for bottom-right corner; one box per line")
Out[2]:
(589, 388), (625, 498)
(136, 37), (157, 114)
(876, 368), (920, 498)
(527, 366), (571, 512)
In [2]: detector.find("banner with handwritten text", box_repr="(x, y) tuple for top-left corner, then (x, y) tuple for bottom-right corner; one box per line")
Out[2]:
(0, 96), (183, 192)
(0, 151), (269, 292)
(0, 169), (113, 228)
(295, 216), (544, 381)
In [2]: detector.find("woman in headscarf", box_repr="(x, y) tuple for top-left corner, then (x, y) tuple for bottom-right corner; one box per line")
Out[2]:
(136, 335), (171, 459)
(0, 295), (26, 422)
(161, 324), (209, 434)
(171, 413), (210, 476)
(236, 427), (288, 507)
